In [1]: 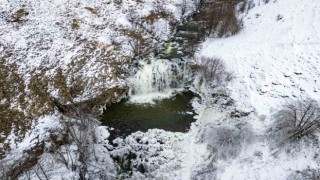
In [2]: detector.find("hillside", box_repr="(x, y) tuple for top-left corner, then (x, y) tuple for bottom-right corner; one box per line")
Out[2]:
(199, 0), (320, 179)
(0, 0), (187, 150)
(1, 0), (320, 179)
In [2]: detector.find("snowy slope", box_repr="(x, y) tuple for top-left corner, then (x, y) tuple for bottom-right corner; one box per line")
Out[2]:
(201, 0), (320, 118)
(0, 0), (193, 178)
(0, 0), (187, 103)
(2, 0), (320, 179)
(0, 0), (191, 151)
(198, 0), (320, 179)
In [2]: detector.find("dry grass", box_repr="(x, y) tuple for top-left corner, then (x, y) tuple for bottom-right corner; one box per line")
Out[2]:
(10, 9), (29, 22)
(71, 19), (79, 29)
(141, 10), (172, 24)
(0, 61), (31, 156)
(84, 7), (99, 15)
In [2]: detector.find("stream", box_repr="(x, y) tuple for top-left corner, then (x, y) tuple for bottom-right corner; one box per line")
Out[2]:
(100, 10), (206, 139)
(100, 9), (208, 178)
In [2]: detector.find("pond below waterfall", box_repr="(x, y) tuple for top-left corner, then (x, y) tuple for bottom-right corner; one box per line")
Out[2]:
(101, 91), (197, 140)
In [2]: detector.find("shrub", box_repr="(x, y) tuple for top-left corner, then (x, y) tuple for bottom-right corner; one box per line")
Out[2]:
(199, 123), (253, 159)
(269, 98), (320, 146)
(120, 27), (153, 57)
(141, 10), (172, 24)
(192, 56), (233, 86)
(71, 19), (79, 29)
(84, 7), (99, 15)
(10, 9), (29, 22)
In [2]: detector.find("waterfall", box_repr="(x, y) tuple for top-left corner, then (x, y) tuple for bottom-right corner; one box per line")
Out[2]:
(128, 58), (190, 103)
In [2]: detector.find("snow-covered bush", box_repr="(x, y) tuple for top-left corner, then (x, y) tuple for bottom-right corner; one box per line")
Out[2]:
(268, 98), (320, 147)
(192, 56), (233, 86)
(199, 122), (253, 159)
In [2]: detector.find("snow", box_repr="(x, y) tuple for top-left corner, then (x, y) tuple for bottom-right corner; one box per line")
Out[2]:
(180, 107), (227, 180)
(4, 113), (63, 159)
(197, 0), (320, 179)
(1, 113), (64, 177)
(2, 0), (320, 179)
(1, 114), (116, 180)
(200, 0), (320, 117)
(219, 140), (319, 180)
(0, 0), (186, 102)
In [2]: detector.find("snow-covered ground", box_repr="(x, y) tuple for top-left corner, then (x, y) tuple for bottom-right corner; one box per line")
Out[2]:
(198, 0), (320, 179)
(1, 0), (320, 179)
(201, 0), (320, 118)
(0, 0), (190, 107)
(0, 0), (191, 158)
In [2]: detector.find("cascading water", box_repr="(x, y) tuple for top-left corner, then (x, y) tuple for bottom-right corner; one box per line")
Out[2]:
(128, 58), (191, 103)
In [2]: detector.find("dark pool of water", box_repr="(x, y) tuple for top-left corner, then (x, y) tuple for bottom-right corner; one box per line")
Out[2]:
(101, 91), (196, 140)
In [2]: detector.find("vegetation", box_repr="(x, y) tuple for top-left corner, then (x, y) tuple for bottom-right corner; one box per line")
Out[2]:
(0, 60), (30, 157)
(0, 0), (248, 178)
(10, 9), (29, 22)
(269, 98), (320, 146)
(142, 10), (172, 24)
(199, 122), (253, 159)
(175, 0), (245, 57)
(192, 56), (233, 86)
(71, 19), (80, 29)
(121, 27), (153, 57)
(28, 71), (55, 117)
(193, 0), (243, 38)
(84, 7), (99, 15)
(114, 0), (123, 5)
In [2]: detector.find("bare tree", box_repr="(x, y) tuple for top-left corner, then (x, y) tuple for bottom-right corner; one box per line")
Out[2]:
(193, 56), (233, 85)
(269, 98), (320, 146)
(34, 162), (49, 180)
(62, 115), (92, 179)
(199, 123), (253, 159)
(121, 27), (153, 58)
(25, 171), (32, 180)
(194, 0), (242, 37)
(52, 141), (75, 170)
